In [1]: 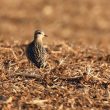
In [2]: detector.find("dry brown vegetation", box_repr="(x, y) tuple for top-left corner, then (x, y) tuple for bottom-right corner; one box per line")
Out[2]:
(1, 0), (110, 110)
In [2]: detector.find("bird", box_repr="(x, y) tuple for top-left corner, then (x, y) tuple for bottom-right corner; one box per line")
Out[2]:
(26, 30), (47, 68)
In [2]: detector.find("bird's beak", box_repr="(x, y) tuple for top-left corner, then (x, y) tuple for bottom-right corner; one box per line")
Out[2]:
(44, 34), (48, 37)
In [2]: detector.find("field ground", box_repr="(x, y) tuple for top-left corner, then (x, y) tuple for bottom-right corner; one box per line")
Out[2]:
(1, 0), (110, 110)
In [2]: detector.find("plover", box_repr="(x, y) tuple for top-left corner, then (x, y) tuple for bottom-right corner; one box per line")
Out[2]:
(27, 30), (47, 68)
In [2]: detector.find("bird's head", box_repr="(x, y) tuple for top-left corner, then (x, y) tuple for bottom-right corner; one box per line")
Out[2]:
(34, 30), (47, 42)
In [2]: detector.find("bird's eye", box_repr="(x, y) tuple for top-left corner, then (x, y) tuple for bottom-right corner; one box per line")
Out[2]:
(37, 32), (41, 34)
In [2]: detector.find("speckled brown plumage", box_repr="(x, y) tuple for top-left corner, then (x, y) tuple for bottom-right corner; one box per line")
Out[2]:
(26, 30), (47, 68)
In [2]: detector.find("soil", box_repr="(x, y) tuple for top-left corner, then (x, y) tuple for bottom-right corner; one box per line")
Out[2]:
(0, 0), (110, 110)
